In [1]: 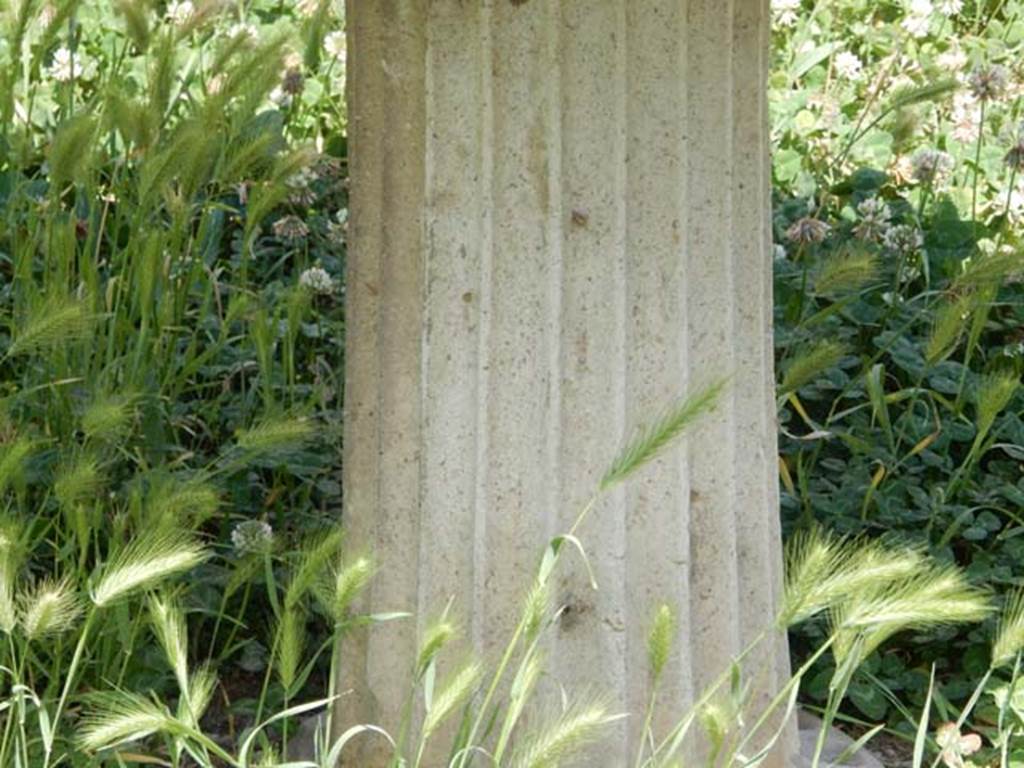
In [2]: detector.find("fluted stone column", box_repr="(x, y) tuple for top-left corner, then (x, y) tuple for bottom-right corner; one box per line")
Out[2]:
(341, 1), (787, 765)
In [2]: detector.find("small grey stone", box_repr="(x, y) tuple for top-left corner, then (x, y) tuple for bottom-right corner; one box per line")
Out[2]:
(793, 711), (885, 768)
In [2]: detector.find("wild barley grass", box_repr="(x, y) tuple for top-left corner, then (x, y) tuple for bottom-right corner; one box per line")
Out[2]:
(779, 340), (847, 396)
(18, 578), (81, 640)
(91, 533), (207, 608)
(78, 692), (181, 752)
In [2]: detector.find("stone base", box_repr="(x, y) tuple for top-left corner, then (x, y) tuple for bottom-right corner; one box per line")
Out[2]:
(794, 711), (885, 768)
(290, 710), (887, 768)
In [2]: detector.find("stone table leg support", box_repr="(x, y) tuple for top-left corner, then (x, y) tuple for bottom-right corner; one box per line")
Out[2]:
(340, 1), (789, 765)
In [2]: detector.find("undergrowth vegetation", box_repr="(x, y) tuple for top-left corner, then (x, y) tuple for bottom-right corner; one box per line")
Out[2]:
(771, 0), (1024, 743)
(0, 0), (349, 761)
(6, 0), (1024, 764)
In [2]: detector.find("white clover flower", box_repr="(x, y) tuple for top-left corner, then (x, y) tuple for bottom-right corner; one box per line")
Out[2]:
(902, 14), (931, 36)
(227, 22), (259, 41)
(772, 0), (801, 27)
(47, 47), (96, 83)
(327, 209), (348, 247)
(231, 520), (274, 556)
(853, 197), (892, 241)
(834, 51), (863, 80)
(911, 148), (954, 184)
(883, 224), (924, 254)
(950, 92), (981, 143)
(902, 1), (933, 37)
(967, 64), (1009, 102)
(937, 0), (963, 14)
(324, 30), (346, 62)
(296, 0), (322, 17)
(773, 244), (787, 261)
(269, 86), (292, 108)
(165, 0), (194, 26)
(786, 217), (831, 245)
(299, 266), (335, 296)
(937, 47), (968, 72)
(273, 215), (309, 242)
(1006, 185), (1024, 222)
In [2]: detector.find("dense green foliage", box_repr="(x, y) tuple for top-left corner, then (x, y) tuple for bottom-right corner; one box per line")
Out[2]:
(0, 0), (349, 761)
(7, 0), (1024, 763)
(771, 0), (1024, 734)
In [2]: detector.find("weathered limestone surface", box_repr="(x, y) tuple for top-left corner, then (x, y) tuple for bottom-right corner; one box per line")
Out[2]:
(341, 1), (787, 764)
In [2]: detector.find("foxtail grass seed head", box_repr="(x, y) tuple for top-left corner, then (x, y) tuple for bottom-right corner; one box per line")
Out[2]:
(814, 248), (878, 294)
(780, 340), (845, 395)
(785, 217), (831, 245)
(0, 437), (34, 496)
(91, 533), (207, 608)
(926, 296), (972, 363)
(180, 663), (217, 726)
(234, 416), (314, 455)
(55, 456), (103, 509)
(231, 520), (274, 556)
(779, 528), (928, 628)
(0, 517), (24, 634)
(322, 556), (373, 621)
(975, 371), (1019, 438)
(82, 396), (135, 442)
(276, 607), (306, 691)
(19, 578), (81, 640)
(150, 479), (220, 529)
(522, 579), (550, 641)
(831, 564), (991, 666)
(601, 380), (724, 490)
(648, 604), (676, 681)
(699, 701), (732, 752)
(511, 698), (618, 768)
(422, 661), (483, 738)
(78, 693), (178, 752)
(9, 298), (95, 356)
(992, 587), (1024, 668)
(417, 620), (455, 678)
(148, 595), (189, 692)
(285, 527), (344, 608)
